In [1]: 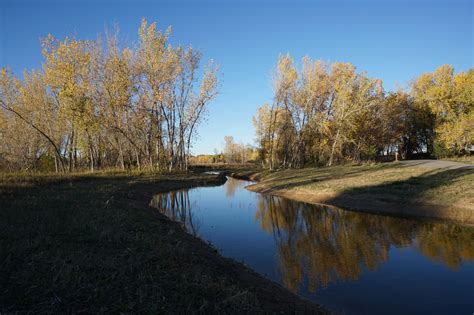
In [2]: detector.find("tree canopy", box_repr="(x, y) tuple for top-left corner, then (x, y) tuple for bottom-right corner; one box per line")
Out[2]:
(0, 19), (219, 172)
(253, 55), (473, 169)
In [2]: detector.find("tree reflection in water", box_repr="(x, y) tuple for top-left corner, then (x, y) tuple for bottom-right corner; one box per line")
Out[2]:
(150, 186), (474, 295)
(255, 195), (474, 293)
(150, 190), (199, 236)
(224, 177), (249, 198)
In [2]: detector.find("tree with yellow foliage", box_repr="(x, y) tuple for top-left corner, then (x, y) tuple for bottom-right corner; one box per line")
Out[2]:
(0, 19), (219, 172)
(254, 56), (472, 168)
(412, 65), (473, 156)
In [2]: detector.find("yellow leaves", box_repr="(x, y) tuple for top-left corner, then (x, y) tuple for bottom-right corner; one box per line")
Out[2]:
(413, 64), (456, 117)
(137, 18), (176, 83)
(279, 54), (298, 81)
(275, 54), (297, 99)
(0, 68), (21, 108)
(330, 62), (356, 84)
(104, 45), (133, 108)
(375, 79), (384, 96)
(412, 64), (473, 152)
(453, 69), (474, 113)
(2, 18), (221, 171)
(42, 35), (93, 98)
(433, 64), (454, 85)
(436, 110), (474, 149)
(199, 61), (218, 100)
(253, 103), (272, 136)
(320, 120), (333, 135)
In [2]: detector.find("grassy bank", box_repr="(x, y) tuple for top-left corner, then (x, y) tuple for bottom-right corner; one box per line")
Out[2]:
(0, 170), (324, 313)
(241, 162), (474, 225)
(445, 155), (474, 164)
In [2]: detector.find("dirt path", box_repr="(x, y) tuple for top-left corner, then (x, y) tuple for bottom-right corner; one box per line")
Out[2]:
(398, 159), (473, 170)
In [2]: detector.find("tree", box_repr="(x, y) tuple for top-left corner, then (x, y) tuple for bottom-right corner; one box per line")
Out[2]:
(412, 65), (473, 156)
(255, 55), (385, 168)
(0, 19), (219, 173)
(0, 68), (66, 171)
(223, 136), (256, 164)
(42, 35), (97, 171)
(254, 56), (472, 169)
(136, 19), (218, 171)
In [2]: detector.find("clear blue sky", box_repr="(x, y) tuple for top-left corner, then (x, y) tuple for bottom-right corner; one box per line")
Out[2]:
(1, 0), (472, 154)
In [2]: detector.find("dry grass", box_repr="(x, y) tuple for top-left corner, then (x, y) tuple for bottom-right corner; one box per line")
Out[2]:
(246, 162), (474, 223)
(0, 170), (324, 314)
(445, 155), (474, 164)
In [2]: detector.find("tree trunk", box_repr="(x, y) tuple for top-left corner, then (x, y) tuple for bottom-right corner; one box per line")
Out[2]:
(68, 130), (74, 172)
(268, 107), (278, 170)
(53, 153), (58, 173)
(118, 140), (125, 171)
(328, 129), (340, 167)
(136, 149), (141, 171)
(90, 147), (94, 172)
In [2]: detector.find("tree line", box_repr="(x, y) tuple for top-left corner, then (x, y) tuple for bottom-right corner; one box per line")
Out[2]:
(0, 19), (219, 172)
(189, 136), (258, 165)
(223, 136), (258, 164)
(253, 55), (473, 169)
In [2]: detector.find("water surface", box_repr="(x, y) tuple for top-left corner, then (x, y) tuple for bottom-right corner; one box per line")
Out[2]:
(150, 177), (474, 314)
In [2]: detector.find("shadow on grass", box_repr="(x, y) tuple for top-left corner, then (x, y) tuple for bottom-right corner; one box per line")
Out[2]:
(249, 165), (473, 224)
(329, 167), (472, 202)
(322, 167), (474, 223)
(258, 163), (399, 192)
(0, 172), (324, 314)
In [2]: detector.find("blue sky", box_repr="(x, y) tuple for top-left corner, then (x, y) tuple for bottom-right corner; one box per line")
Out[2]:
(1, 0), (472, 154)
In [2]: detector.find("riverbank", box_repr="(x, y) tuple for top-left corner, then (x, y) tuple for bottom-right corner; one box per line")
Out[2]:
(233, 161), (474, 225)
(0, 171), (325, 313)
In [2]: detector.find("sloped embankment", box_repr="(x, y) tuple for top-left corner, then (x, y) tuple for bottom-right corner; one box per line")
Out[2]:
(232, 164), (474, 225)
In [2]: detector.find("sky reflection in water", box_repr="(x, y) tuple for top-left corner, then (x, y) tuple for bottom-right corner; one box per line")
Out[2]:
(150, 178), (474, 315)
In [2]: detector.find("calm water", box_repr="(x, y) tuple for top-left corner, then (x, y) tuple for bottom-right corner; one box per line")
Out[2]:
(150, 177), (474, 314)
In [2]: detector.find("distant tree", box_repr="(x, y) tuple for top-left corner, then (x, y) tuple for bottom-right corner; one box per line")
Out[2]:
(223, 135), (257, 164)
